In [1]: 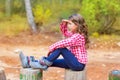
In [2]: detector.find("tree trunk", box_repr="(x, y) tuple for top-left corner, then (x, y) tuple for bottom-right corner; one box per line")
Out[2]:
(20, 68), (43, 80)
(64, 69), (86, 80)
(109, 70), (120, 80)
(0, 68), (6, 80)
(5, 0), (12, 17)
(24, 0), (37, 33)
(60, 0), (62, 5)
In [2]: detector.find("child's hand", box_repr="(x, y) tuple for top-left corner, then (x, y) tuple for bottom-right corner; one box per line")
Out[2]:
(61, 19), (74, 25)
(61, 19), (70, 24)
(60, 19), (71, 26)
(47, 51), (51, 56)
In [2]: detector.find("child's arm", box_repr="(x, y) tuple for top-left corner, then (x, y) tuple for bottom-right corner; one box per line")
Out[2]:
(49, 34), (85, 53)
(60, 20), (73, 37)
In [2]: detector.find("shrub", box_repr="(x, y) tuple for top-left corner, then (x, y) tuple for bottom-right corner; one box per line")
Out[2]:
(79, 0), (120, 34)
(33, 5), (52, 26)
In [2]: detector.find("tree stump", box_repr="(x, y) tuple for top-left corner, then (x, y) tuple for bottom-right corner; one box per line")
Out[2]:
(64, 69), (86, 80)
(20, 68), (43, 80)
(109, 70), (120, 80)
(0, 68), (6, 80)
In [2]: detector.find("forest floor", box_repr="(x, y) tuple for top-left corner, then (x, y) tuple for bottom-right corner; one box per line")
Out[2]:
(0, 32), (120, 80)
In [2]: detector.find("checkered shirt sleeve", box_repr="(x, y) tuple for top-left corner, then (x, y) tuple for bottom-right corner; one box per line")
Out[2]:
(60, 22), (73, 37)
(49, 34), (84, 52)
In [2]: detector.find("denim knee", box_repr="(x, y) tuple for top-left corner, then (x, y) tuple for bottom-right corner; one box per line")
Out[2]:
(58, 48), (68, 50)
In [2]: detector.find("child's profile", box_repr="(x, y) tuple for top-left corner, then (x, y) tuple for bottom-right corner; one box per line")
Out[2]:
(19, 13), (89, 71)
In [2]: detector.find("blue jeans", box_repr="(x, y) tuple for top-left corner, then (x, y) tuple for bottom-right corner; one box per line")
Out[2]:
(46, 48), (85, 71)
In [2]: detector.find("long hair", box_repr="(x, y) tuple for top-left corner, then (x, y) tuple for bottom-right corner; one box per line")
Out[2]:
(68, 14), (90, 48)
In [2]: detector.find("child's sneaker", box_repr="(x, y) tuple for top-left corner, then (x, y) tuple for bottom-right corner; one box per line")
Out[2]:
(40, 57), (53, 66)
(30, 61), (48, 70)
(30, 57), (53, 70)
(19, 53), (35, 68)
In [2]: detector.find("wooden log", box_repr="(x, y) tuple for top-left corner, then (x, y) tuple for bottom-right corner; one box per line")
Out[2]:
(109, 70), (120, 80)
(20, 68), (43, 80)
(64, 69), (86, 80)
(0, 68), (6, 80)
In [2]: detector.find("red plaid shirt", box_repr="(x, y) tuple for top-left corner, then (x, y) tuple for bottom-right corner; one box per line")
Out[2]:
(49, 23), (87, 64)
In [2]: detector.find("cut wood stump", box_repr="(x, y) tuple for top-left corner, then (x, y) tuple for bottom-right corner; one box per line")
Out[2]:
(20, 68), (43, 80)
(64, 69), (86, 80)
(109, 70), (120, 80)
(0, 68), (6, 80)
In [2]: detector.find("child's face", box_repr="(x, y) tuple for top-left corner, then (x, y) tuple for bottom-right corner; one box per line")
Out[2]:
(62, 19), (78, 33)
(67, 21), (78, 33)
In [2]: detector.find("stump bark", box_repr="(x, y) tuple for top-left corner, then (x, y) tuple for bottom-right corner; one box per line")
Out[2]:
(0, 68), (6, 80)
(109, 70), (120, 80)
(64, 69), (86, 80)
(20, 68), (43, 80)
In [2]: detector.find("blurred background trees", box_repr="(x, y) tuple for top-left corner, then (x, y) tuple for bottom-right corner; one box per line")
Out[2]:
(0, 0), (120, 36)
(24, 0), (37, 33)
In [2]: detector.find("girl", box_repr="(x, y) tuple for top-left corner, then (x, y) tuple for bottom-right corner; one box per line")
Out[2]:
(19, 13), (89, 71)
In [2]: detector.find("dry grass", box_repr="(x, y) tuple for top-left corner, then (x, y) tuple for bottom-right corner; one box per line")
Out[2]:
(0, 15), (29, 36)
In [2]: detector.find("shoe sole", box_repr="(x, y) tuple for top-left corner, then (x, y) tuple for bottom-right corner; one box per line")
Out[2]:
(19, 53), (27, 68)
(30, 62), (48, 70)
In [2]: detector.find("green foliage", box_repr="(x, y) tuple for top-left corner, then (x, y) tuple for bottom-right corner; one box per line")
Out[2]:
(80, 0), (99, 33)
(91, 32), (99, 38)
(12, 0), (25, 15)
(80, 0), (120, 34)
(33, 5), (52, 26)
(0, 12), (5, 19)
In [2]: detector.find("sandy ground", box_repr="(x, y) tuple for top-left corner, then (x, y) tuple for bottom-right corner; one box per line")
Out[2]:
(0, 44), (120, 80)
(0, 32), (120, 80)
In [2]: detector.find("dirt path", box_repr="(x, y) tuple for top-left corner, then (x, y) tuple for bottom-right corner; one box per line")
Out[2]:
(0, 44), (120, 80)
